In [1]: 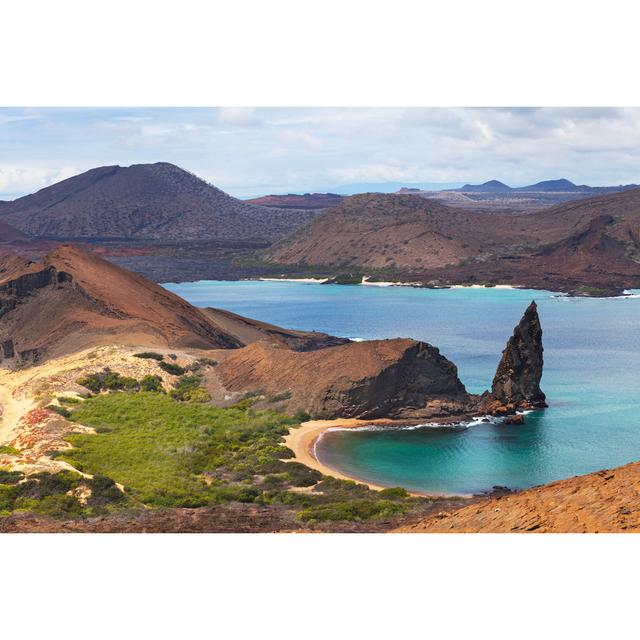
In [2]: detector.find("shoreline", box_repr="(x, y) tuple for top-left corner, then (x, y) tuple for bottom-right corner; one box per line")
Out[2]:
(283, 419), (471, 499)
(165, 277), (640, 299)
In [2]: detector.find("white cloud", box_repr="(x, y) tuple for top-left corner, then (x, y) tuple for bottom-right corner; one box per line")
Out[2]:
(2, 107), (640, 198)
(216, 107), (259, 126)
(0, 165), (79, 199)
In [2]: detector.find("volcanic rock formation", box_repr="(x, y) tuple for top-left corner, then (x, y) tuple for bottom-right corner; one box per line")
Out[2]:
(216, 338), (470, 419)
(488, 301), (546, 409)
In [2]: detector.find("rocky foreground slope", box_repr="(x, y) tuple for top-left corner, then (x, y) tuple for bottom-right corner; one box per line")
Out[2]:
(396, 461), (640, 533)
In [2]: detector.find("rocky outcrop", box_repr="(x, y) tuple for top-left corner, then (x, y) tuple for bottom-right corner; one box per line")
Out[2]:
(0, 246), (350, 366)
(487, 301), (546, 410)
(217, 338), (470, 419)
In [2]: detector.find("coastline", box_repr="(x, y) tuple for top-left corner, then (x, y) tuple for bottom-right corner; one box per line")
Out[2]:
(283, 419), (469, 498)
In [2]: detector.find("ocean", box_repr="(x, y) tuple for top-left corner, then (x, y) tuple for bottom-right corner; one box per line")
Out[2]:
(164, 280), (640, 495)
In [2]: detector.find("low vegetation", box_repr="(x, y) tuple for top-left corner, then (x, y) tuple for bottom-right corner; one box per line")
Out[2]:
(0, 445), (21, 456)
(133, 351), (165, 361)
(39, 392), (421, 522)
(158, 361), (186, 376)
(1, 365), (422, 524)
(77, 368), (140, 393)
(0, 469), (126, 518)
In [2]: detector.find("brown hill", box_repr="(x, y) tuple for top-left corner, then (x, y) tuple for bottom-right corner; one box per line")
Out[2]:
(246, 193), (344, 209)
(268, 194), (501, 270)
(268, 189), (640, 293)
(397, 460), (640, 533)
(216, 338), (470, 419)
(0, 246), (340, 365)
(214, 300), (543, 420)
(0, 163), (318, 242)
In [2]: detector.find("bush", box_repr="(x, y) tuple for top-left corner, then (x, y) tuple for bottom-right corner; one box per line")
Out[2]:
(379, 487), (410, 499)
(57, 396), (80, 405)
(33, 494), (84, 518)
(14, 471), (79, 499)
(293, 409), (311, 422)
(0, 445), (21, 456)
(196, 357), (218, 367)
(47, 405), (72, 418)
(77, 368), (140, 393)
(0, 469), (23, 484)
(169, 374), (203, 401)
(86, 475), (125, 508)
(297, 499), (409, 523)
(133, 352), (164, 361)
(158, 361), (185, 376)
(182, 387), (212, 403)
(139, 375), (164, 392)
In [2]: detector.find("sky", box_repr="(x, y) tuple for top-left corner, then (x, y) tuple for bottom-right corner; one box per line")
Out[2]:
(1, 107), (640, 200)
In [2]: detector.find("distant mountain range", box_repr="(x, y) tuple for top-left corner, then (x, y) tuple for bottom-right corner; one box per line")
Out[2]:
(458, 178), (639, 193)
(0, 162), (319, 242)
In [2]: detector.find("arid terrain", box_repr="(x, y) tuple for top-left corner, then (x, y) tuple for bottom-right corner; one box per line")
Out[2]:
(1, 164), (640, 532)
(268, 188), (640, 295)
(1, 164), (639, 293)
(397, 461), (640, 533)
(0, 247), (562, 533)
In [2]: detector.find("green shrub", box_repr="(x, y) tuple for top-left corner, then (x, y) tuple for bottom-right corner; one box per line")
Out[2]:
(182, 387), (212, 403)
(14, 471), (79, 499)
(196, 357), (218, 367)
(293, 409), (311, 422)
(0, 445), (21, 456)
(0, 469), (23, 484)
(57, 396), (80, 405)
(158, 361), (185, 376)
(379, 487), (410, 499)
(86, 475), (125, 508)
(47, 405), (72, 418)
(133, 352), (164, 361)
(298, 499), (409, 523)
(139, 375), (164, 392)
(169, 374), (203, 401)
(33, 494), (84, 518)
(77, 368), (140, 393)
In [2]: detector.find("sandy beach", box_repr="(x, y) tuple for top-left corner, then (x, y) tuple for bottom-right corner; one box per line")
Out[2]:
(283, 418), (447, 497)
(258, 277), (329, 284)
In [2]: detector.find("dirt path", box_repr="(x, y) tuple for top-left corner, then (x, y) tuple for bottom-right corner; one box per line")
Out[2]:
(0, 370), (37, 444)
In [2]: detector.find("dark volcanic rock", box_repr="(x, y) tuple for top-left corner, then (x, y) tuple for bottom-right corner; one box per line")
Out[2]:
(490, 301), (546, 409)
(217, 338), (470, 419)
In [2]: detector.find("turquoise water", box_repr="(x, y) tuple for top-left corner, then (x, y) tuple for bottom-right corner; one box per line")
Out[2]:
(164, 280), (640, 494)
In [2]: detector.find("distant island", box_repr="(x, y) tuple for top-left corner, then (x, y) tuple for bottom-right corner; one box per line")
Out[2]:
(0, 162), (639, 296)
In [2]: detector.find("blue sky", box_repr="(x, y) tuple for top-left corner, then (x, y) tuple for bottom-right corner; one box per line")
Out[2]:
(1, 107), (640, 199)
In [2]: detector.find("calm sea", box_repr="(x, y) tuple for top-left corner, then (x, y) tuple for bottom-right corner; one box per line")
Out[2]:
(164, 280), (640, 495)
